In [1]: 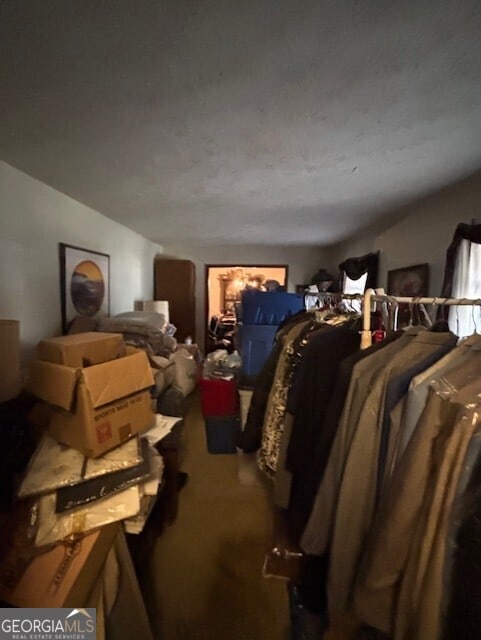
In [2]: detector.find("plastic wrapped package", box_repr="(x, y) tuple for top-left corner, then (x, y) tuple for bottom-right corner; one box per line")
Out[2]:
(142, 445), (164, 495)
(153, 334), (177, 356)
(123, 333), (156, 356)
(98, 313), (178, 356)
(107, 311), (170, 331)
(99, 311), (177, 338)
(122, 446), (164, 535)
(162, 323), (177, 338)
(123, 494), (157, 535)
(143, 414), (183, 447)
(203, 349), (242, 381)
(18, 435), (142, 498)
(131, 312), (177, 338)
(149, 355), (176, 398)
(55, 438), (152, 512)
(79, 437), (142, 478)
(149, 354), (176, 370)
(172, 347), (198, 396)
(150, 367), (175, 399)
(35, 486), (141, 546)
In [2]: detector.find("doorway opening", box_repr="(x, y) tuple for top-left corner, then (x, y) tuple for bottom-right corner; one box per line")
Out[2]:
(205, 265), (288, 354)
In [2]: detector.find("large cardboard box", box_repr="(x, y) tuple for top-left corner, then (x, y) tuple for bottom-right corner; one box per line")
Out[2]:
(0, 319), (21, 403)
(0, 523), (118, 608)
(27, 347), (154, 457)
(38, 331), (126, 367)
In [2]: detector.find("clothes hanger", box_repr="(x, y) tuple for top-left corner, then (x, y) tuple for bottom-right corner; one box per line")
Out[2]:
(412, 301), (421, 327)
(407, 301), (415, 328)
(419, 302), (433, 327)
(412, 301), (419, 327)
(384, 295), (399, 331)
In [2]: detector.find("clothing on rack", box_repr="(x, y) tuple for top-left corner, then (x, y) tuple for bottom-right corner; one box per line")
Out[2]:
(352, 361), (481, 638)
(443, 429), (481, 640)
(324, 327), (457, 619)
(394, 381), (481, 640)
(308, 294), (480, 638)
(237, 334), (285, 453)
(284, 319), (362, 538)
(257, 318), (330, 478)
(300, 326), (425, 558)
(387, 333), (481, 480)
(246, 291), (481, 639)
(257, 305), (363, 483)
(238, 310), (313, 454)
(440, 221), (481, 301)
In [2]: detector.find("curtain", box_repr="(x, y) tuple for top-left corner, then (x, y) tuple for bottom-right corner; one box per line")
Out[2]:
(440, 223), (481, 297)
(339, 251), (379, 291)
(448, 239), (481, 337)
(440, 222), (481, 336)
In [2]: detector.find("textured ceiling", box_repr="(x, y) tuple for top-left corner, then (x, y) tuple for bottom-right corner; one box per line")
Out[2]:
(1, 0), (481, 246)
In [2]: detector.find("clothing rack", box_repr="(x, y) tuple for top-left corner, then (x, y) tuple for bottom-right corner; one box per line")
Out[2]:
(362, 288), (481, 348)
(304, 291), (364, 310)
(305, 292), (364, 300)
(304, 291), (363, 313)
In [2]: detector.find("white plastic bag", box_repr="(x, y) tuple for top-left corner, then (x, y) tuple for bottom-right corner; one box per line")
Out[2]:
(172, 347), (198, 396)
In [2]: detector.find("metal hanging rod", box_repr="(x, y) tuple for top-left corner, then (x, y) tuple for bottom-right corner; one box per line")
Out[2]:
(306, 292), (364, 300)
(361, 289), (481, 349)
(369, 295), (481, 306)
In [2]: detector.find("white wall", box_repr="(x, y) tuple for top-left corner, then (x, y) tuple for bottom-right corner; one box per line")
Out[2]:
(162, 244), (328, 348)
(0, 161), (163, 370)
(6, 158), (475, 370)
(326, 171), (481, 297)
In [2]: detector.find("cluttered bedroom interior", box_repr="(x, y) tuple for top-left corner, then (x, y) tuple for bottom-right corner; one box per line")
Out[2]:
(1, 2), (481, 639)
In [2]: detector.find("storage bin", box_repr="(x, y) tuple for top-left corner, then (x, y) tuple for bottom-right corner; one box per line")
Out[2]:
(199, 378), (239, 417)
(204, 415), (241, 454)
(241, 290), (304, 325)
(238, 324), (277, 379)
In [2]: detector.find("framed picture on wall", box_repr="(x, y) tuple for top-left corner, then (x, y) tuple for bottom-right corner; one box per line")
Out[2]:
(387, 263), (429, 326)
(59, 243), (110, 334)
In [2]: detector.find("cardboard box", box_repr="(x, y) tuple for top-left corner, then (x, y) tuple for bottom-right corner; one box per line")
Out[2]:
(38, 331), (126, 368)
(27, 347), (155, 457)
(0, 319), (21, 403)
(0, 523), (118, 608)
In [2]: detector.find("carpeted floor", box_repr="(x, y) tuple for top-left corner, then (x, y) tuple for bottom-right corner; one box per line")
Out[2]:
(147, 393), (290, 640)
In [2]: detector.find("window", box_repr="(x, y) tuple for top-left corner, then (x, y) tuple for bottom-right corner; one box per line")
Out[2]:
(343, 272), (368, 296)
(342, 272), (368, 312)
(448, 239), (481, 337)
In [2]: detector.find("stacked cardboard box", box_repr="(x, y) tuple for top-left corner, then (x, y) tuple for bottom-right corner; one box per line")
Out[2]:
(27, 332), (155, 457)
(0, 333), (165, 621)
